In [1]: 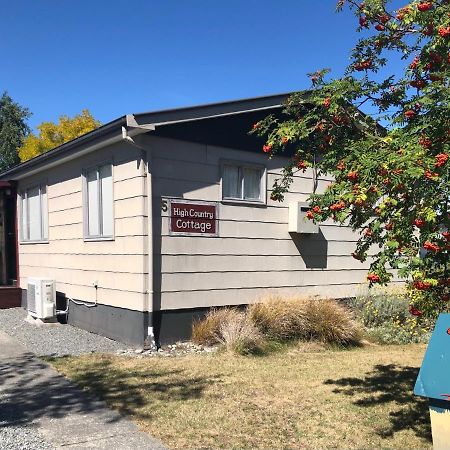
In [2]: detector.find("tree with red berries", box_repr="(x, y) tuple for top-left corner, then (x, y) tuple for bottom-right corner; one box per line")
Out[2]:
(253, 0), (449, 318)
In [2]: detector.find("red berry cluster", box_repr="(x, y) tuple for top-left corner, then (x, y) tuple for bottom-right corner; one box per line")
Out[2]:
(323, 97), (331, 108)
(359, 16), (368, 27)
(296, 160), (307, 172)
(410, 79), (426, 89)
(409, 55), (420, 69)
(419, 136), (432, 148)
(435, 153), (449, 167)
(423, 240), (441, 252)
(417, 2), (433, 12)
(424, 169), (439, 180)
(262, 144), (272, 153)
(396, 5), (411, 20)
(329, 201), (346, 211)
(354, 59), (373, 71)
(414, 218), (425, 228)
(412, 280), (432, 290)
(347, 170), (359, 182)
(367, 273), (380, 282)
(438, 26), (450, 38)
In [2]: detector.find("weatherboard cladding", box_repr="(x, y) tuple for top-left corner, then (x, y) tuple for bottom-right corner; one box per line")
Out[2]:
(15, 131), (370, 317)
(18, 141), (149, 312)
(147, 134), (371, 311)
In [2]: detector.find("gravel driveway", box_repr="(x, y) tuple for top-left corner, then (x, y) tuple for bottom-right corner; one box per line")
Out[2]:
(0, 308), (127, 357)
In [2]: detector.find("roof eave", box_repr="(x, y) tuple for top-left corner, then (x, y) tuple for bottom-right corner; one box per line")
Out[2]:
(0, 116), (127, 181)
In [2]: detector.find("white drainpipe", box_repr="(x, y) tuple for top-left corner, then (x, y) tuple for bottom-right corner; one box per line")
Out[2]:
(121, 117), (156, 346)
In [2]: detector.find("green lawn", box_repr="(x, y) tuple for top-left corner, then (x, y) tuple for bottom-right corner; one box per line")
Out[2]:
(49, 343), (431, 449)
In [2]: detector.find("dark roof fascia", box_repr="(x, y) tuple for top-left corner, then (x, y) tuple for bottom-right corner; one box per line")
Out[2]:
(131, 92), (295, 127)
(0, 91), (306, 181)
(0, 117), (126, 180)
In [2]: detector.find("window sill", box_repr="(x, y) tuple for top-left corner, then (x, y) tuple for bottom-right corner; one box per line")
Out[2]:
(20, 240), (49, 245)
(84, 236), (115, 242)
(221, 199), (267, 207)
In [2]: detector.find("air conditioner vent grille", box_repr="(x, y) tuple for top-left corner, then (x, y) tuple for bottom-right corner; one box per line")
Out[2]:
(27, 283), (37, 314)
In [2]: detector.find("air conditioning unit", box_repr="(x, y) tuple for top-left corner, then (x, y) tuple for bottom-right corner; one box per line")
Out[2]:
(288, 202), (320, 234)
(27, 278), (56, 319)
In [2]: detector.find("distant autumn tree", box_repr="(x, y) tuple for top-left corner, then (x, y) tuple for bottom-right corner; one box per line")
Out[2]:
(19, 109), (101, 162)
(253, 0), (449, 318)
(0, 92), (31, 171)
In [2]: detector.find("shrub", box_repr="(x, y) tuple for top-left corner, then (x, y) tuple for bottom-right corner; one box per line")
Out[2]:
(348, 286), (432, 345)
(248, 296), (310, 341)
(249, 296), (362, 346)
(348, 287), (410, 328)
(217, 311), (265, 355)
(192, 308), (240, 345)
(366, 321), (430, 345)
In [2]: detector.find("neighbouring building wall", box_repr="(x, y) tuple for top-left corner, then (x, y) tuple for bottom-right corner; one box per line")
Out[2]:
(17, 141), (149, 345)
(148, 135), (371, 325)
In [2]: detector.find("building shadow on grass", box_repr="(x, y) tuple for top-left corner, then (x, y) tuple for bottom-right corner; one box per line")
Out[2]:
(324, 364), (431, 442)
(0, 352), (216, 427)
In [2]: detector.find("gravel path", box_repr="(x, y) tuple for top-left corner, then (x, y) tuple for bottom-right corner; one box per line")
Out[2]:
(0, 308), (126, 357)
(0, 425), (54, 450)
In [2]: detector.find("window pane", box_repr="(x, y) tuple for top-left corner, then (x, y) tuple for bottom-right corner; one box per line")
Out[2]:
(21, 194), (28, 240)
(99, 165), (113, 236)
(243, 168), (261, 200)
(223, 165), (241, 199)
(41, 186), (48, 240)
(28, 187), (41, 241)
(87, 170), (99, 236)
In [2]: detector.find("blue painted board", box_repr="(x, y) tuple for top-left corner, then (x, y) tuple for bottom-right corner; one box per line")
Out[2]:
(414, 313), (450, 402)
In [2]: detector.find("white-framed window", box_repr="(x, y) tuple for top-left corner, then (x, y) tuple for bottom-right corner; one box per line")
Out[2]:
(221, 162), (265, 203)
(83, 164), (114, 240)
(20, 184), (48, 242)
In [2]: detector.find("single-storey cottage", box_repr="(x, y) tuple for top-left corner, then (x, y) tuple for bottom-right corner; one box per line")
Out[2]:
(0, 93), (370, 346)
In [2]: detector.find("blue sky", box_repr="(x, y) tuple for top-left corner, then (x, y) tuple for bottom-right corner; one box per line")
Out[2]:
(1, 0), (405, 130)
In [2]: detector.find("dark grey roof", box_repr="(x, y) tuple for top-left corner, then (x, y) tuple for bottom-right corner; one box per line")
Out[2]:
(0, 92), (294, 180)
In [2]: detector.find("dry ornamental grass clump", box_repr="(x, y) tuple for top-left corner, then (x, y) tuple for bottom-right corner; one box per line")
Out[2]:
(304, 299), (363, 345)
(248, 296), (310, 341)
(193, 297), (363, 353)
(191, 308), (239, 345)
(249, 296), (362, 346)
(217, 311), (264, 355)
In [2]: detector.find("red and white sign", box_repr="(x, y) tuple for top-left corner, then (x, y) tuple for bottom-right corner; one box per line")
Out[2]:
(169, 200), (218, 236)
